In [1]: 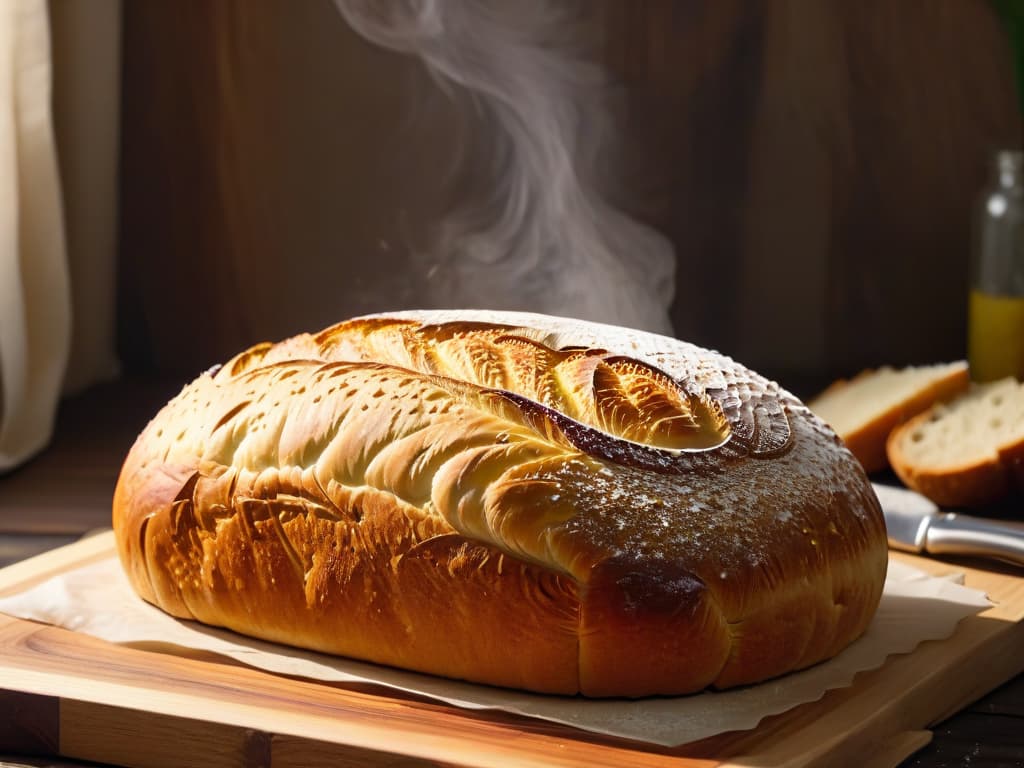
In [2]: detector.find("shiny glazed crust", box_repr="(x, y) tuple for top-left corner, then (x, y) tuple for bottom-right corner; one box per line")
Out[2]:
(113, 310), (887, 697)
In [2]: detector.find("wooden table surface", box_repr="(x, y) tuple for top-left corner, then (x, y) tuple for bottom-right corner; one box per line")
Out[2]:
(0, 377), (1022, 768)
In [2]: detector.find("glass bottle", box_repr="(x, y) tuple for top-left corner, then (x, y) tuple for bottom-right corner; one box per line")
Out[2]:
(969, 150), (1024, 382)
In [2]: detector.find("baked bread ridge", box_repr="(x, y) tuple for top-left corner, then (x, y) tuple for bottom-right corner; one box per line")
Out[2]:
(113, 309), (888, 697)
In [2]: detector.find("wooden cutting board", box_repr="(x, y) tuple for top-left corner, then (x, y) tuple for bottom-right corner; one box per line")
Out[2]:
(1, 532), (1022, 768)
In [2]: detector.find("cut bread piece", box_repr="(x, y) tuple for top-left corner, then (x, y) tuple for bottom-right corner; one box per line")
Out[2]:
(887, 377), (1024, 508)
(808, 362), (969, 473)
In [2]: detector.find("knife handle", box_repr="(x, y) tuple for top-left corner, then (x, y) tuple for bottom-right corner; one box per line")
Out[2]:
(926, 514), (1024, 566)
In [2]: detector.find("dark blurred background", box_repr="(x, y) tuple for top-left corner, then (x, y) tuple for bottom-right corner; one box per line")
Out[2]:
(113, 0), (1021, 395)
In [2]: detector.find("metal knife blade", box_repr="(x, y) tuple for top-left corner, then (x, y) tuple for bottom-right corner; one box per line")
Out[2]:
(872, 483), (1024, 566)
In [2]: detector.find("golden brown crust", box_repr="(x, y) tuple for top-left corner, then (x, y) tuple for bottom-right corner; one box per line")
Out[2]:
(113, 310), (887, 697)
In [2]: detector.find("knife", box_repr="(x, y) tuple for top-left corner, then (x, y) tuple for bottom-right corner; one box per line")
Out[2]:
(872, 483), (1024, 566)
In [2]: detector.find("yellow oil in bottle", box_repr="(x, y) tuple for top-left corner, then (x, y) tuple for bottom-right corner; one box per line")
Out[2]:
(968, 289), (1024, 381)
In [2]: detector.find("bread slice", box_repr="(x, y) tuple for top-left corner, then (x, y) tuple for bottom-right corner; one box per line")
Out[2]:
(808, 362), (969, 473)
(887, 377), (1024, 507)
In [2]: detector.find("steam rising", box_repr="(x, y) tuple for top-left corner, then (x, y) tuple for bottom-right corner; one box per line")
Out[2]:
(334, 0), (676, 335)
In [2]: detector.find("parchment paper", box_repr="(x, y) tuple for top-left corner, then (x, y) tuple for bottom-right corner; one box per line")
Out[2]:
(0, 556), (990, 747)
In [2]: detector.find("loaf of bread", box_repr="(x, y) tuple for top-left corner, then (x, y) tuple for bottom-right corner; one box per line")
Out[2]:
(807, 362), (969, 473)
(113, 310), (887, 697)
(887, 377), (1024, 508)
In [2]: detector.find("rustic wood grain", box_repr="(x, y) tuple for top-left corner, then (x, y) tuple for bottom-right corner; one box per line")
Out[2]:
(60, 702), (273, 768)
(117, 0), (430, 374)
(270, 733), (448, 768)
(0, 534), (1022, 768)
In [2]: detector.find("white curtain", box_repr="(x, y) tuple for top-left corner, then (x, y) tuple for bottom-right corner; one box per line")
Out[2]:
(0, 0), (69, 470)
(0, 0), (120, 471)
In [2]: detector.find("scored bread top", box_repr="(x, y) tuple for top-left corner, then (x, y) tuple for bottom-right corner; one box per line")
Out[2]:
(114, 310), (887, 696)
(172, 311), (862, 575)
